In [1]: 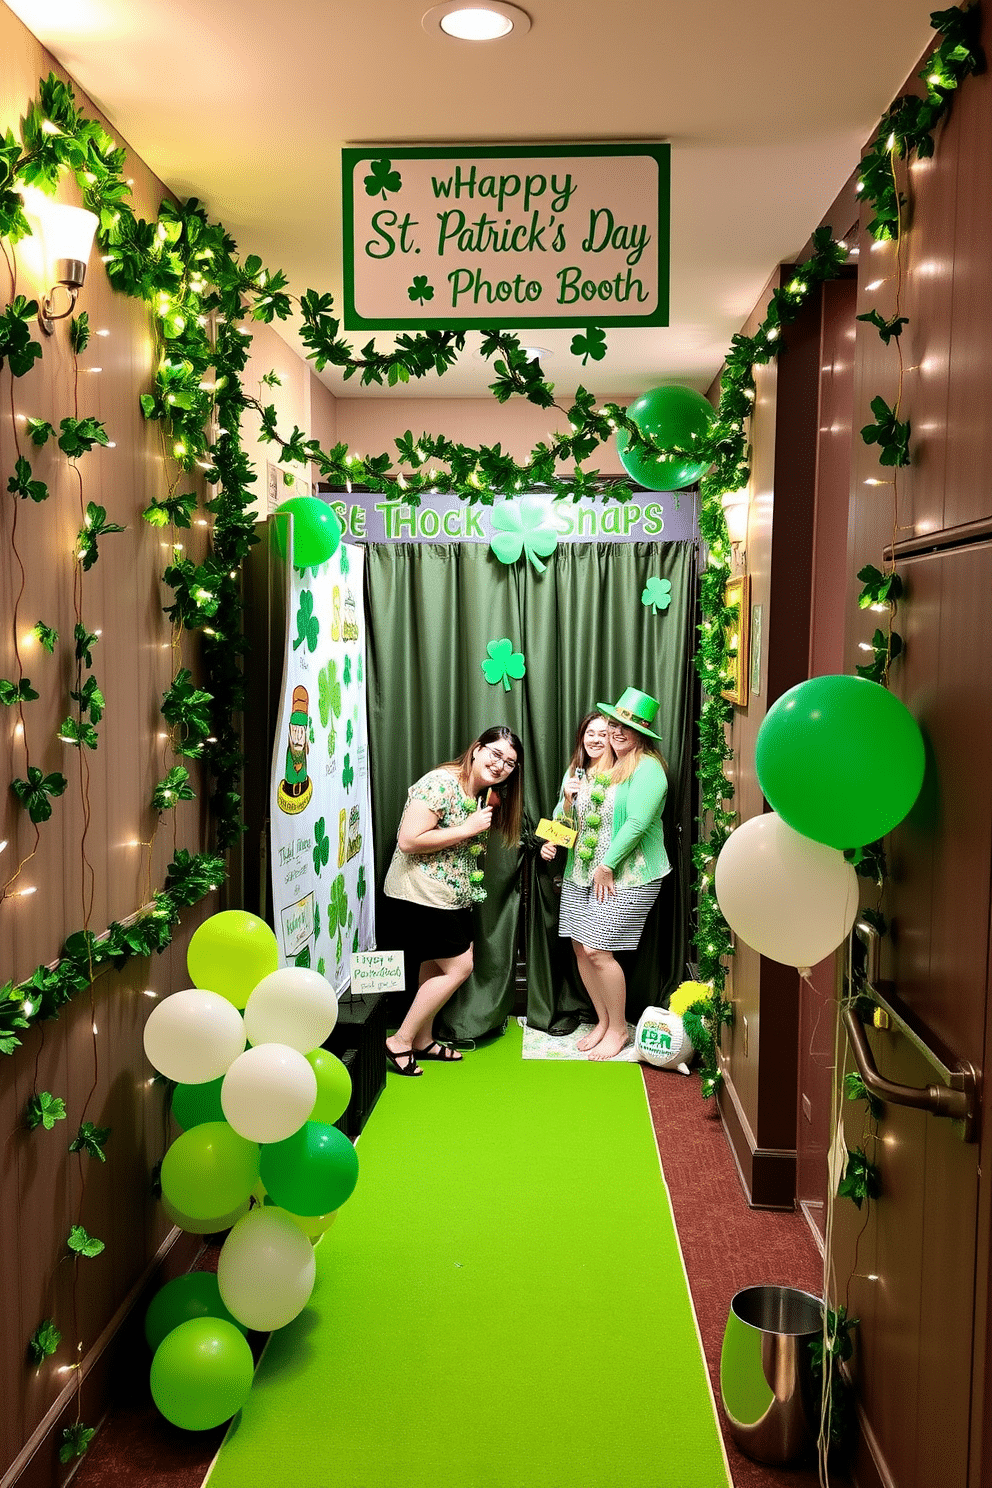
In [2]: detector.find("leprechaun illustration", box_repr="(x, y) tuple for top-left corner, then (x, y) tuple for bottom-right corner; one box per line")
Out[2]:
(278, 684), (313, 813)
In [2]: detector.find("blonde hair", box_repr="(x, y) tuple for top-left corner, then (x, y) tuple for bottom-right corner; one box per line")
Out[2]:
(608, 736), (668, 785)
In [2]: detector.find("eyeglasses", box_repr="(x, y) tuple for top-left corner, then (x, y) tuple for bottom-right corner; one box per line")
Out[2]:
(484, 744), (517, 773)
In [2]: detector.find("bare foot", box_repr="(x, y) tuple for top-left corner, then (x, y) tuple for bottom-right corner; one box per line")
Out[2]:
(588, 1028), (631, 1061)
(577, 1023), (607, 1051)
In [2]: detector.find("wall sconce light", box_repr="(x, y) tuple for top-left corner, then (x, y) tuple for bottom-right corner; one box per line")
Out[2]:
(721, 487), (750, 550)
(20, 188), (99, 335)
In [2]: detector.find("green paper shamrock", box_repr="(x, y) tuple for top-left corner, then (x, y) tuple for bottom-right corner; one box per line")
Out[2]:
(481, 638), (526, 693)
(343, 655), (352, 687)
(318, 658), (342, 726)
(293, 589), (319, 652)
(356, 864), (366, 902)
(328, 873), (348, 934)
(408, 275), (435, 304)
(570, 326), (607, 365)
(342, 753), (355, 790)
(364, 157), (402, 199)
(313, 817), (330, 876)
(489, 496), (558, 574)
(642, 576), (673, 614)
(346, 718), (354, 746)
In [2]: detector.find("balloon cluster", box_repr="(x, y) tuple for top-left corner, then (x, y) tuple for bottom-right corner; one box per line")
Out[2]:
(141, 911), (357, 1431)
(714, 676), (926, 971)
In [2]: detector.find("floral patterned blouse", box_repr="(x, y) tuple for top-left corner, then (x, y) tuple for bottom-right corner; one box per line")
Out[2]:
(383, 767), (482, 909)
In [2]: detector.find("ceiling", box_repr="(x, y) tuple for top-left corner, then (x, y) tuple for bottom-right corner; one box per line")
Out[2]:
(6, 0), (934, 399)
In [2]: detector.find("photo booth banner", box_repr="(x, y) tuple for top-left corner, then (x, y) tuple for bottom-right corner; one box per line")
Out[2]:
(269, 540), (375, 993)
(321, 488), (697, 545)
(342, 143), (670, 331)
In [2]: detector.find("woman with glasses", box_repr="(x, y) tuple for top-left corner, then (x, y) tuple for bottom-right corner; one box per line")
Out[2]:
(382, 725), (524, 1077)
(544, 689), (670, 1061)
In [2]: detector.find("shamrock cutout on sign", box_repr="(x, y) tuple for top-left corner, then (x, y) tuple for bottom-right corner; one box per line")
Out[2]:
(570, 327), (607, 365)
(312, 817), (330, 877)
(407, 275), (435, 304)
(641, 577), (673, 614)
(342, 753), (355, 790)
(489, 496), (558, 574)
(364, 157), (402, 199)
(318, 659), (341, 726)
(482, 637), (526, 693)
(328, 873), (349, 934)
(293, 589), (319, 652)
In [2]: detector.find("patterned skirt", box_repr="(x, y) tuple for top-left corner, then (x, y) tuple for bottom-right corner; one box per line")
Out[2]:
(559, 878), (661, 952)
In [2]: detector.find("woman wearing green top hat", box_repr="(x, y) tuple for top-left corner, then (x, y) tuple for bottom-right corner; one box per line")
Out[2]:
(544, 687), (671, 1061)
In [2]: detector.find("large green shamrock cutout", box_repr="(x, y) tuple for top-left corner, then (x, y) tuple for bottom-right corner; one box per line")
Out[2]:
(293, 589), (319, 652)
(364, 157), (402, 199)
(641, 577), (673, 614)
(408, 275), (435, 304)
(312, 817), (330, 876)
(342, 753), (355, 790)
(489, 495), (558, 574)
(318, 658), (342, 726)
(328, 873), (349, 934)
(482, 637), (526, 692)
(570, 326), (608, 365)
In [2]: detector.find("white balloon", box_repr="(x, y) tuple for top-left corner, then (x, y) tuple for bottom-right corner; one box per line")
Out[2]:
(217, 1207), (317, 1331)
(715, 813), (860, 970)
(143, 988), (246, 1083)
(243, 967), (339, 1053)
(221, 1044), (317, 1143)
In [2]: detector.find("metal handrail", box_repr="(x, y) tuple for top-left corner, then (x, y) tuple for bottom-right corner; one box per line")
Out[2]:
(841, 1004), (979, 1143)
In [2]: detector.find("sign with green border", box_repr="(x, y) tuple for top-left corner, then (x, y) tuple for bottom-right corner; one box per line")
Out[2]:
(342, 143), (669, 331)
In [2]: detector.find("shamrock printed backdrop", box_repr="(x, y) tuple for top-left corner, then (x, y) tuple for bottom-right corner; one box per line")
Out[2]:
(268, 541), (375, 992)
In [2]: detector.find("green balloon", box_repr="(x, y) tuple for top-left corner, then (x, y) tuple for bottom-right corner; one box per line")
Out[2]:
(755, 674), (926, 849)
(273, 496), (342, 570)
(259, 1120), (359, 1217)
(150, 1317), (254, 1431)
(186, 910), (279, 1010)
(305, 1048), (352, 1126)
(172, 1077), (225, 1131)
(144, 1271), (248, 1354)
(615, 384), (714, 490)
(160, 1122), (260, 1221)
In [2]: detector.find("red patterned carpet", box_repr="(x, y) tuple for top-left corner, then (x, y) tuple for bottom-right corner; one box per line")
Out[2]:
(642, 1062), (827, 1488)
(73, 1061), (828, 1488)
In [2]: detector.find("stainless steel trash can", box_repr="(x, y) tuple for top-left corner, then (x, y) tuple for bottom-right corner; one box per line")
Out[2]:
(720, 1285), (823, 1465)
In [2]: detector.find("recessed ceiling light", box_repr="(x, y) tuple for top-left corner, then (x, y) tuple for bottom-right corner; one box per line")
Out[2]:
(422, 2), (531, 42)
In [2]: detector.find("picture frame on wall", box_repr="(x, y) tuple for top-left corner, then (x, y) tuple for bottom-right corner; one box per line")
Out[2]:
(722, 575), (751, 706)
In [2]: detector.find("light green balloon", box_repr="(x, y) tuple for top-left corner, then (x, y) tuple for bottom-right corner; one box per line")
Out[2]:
(160, 1122), (260, 1221)
(150, 1317), (254, 1431)
(144, 1272), (247, 1353)
(306, 1048), (352, 1125)
(186, 910), (279, 1010)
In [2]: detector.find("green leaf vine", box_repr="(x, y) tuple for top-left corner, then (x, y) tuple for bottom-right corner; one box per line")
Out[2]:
(28, 1319), (61, 1365)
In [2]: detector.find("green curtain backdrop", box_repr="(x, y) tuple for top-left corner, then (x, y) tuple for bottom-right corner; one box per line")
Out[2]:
(364, 540), (696, 1041)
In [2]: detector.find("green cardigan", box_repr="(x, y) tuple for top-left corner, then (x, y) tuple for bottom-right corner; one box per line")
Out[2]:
(554, 755), (670, 882)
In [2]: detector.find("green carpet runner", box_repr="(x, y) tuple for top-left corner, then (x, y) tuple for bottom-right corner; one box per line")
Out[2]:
(205, 1020), (730, 1488)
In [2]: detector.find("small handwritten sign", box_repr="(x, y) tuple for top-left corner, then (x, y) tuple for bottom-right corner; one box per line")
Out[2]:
(349, 949), (406, 995)
(536, 818), (577, 849)
(342, 143), (669, 331)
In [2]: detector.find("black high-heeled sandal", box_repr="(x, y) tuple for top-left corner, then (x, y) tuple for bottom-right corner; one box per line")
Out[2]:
(416, 1040), (463, 1062)
(385, 1044), (422, 1076)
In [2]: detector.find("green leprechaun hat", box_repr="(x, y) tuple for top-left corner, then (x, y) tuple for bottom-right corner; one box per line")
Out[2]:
(596, 686), (663, 740)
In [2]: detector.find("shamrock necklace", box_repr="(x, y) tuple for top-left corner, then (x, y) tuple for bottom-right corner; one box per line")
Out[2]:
(577, 772), (612, 863)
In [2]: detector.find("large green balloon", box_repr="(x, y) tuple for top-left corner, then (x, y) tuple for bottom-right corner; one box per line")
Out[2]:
(172, 1077), (225, 1131)
(160, 1122), (260, 1221)
(150, 1317), (254, 1431)
(305, 1048), (352, 1126)
(144, 1271), (248, 1354)
(273, 496), (342, 570)
(186, 910), (279, 1010)
(615, 385), (714, 490)
(755, 674), (926, 849)
(259, 1119), (359, 1217)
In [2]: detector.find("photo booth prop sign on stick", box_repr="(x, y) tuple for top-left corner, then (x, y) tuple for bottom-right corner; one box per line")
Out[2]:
(269, 533), (375, 992)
